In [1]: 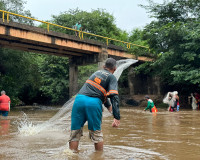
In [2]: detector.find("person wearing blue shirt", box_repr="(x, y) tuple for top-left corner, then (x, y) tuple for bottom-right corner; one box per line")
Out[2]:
(75, 21), (82, 37)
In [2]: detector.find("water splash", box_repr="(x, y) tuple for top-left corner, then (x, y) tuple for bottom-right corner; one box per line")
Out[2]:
(17, 112), (40, 136)
(114, 59), (138, 80)
(18, 59), (138, 136)
(18, 97), (75, 135)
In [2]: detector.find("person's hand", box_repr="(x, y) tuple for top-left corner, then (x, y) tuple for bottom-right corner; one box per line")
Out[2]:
(112, 118), (120, 127)
(107, 106), (112, 113)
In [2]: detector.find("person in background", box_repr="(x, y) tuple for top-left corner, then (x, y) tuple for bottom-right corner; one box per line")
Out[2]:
(194, 92), (200, 109)
(175, 93), (180, 111)
(0, 91), (11, 117)
(69, 58), (120, 151)
(168, 91), (179, 112)
(144, 95), (157, 113)
(74, 21), (82, 37)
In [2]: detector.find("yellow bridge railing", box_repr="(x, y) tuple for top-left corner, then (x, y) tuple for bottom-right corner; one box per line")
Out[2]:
(0, 10), (149, 51)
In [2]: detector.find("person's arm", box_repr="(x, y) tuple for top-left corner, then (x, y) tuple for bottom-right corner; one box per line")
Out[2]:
(110, 95), (120, 120)
(104, 98), (112, 113)
(107, 74), (120, 127)
(144, 101), (150, 111)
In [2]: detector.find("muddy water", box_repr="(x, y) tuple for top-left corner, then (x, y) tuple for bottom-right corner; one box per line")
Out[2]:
(0, 107), (200, 160)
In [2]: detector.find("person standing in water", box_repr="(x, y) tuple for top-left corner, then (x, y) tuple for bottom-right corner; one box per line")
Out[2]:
(144, 95), (157, 113)
(69, 58), (120, 151)
(194, 92), (200, 109)
(175, 93), (180, 111)
(169, 91), (179, 112)
(0, 91), (11, 117)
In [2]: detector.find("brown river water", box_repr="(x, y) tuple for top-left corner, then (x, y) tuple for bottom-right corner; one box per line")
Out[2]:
(0, 107), (200, 160)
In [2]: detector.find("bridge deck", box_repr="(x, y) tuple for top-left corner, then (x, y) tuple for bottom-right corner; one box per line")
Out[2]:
(0, 19), (153, 61)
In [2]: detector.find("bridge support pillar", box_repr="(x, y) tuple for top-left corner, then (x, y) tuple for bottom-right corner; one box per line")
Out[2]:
(69, 58), (78, 98)
(68, 47), (108, 98)
(128, 66), (135, 95)
(98, 47), (108, 70)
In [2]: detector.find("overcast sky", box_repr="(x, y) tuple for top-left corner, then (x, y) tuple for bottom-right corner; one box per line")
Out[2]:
(24, 0), (164, 32)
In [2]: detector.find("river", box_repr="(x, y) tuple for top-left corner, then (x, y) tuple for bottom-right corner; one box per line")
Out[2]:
(0, 107), (200, 160)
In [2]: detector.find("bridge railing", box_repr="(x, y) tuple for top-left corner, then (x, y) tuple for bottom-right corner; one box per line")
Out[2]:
(0, 10), (149, 52)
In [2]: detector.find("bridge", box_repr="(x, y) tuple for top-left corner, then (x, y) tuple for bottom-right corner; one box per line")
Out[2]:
(0, 10), (153, 97)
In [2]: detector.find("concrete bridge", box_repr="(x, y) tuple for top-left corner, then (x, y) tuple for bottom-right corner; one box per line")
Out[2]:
(0, 19), (152, 97)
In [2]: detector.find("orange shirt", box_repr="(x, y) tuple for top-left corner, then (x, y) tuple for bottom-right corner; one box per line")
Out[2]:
(0, 95), (11, 111)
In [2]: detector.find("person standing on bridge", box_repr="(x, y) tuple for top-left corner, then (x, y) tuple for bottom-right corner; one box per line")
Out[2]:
(0, 90), (11, 117)
(69, 58), (120, 151)
(74, 21), (82, 37)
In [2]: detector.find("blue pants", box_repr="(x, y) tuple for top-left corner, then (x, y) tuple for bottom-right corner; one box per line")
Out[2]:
(177, 105), (180, 111)
(71, 94), (102, 131)
(0, 111), (9, 117)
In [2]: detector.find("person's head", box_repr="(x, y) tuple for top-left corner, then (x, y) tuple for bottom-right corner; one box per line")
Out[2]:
(1, 90), (6, 95)
(174, 91), (178, 95)
(145, 95), (150, 100)
(78, 21), (81, 24)
(104, 58), (117, 74)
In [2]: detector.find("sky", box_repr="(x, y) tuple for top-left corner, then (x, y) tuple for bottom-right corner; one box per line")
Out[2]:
(24, 0), (164, 32)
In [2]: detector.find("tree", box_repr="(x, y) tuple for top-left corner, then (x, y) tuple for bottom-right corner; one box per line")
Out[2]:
(0, 48), (43, 105)
(42, 8), (129, 45)
(138, 0), (200, 93)
(0, 0), (33, 25)
(0, 0), (39, 106)
(38, 55), (69, 104)
(128, 28), (150, 56)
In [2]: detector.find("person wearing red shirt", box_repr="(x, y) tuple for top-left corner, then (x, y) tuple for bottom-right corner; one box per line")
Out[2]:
(194, 92), (200, 109)
(0, 91), (11, 117)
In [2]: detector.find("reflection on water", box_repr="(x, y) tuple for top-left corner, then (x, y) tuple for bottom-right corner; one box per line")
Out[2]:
(0, 119), (10, 135)
(0, 108), (200, 160)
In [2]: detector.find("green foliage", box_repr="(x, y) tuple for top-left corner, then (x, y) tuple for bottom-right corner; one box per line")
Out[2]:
(138, 0), (200, 93)
(44, 8), (129, 45)
(0, 0), (39, 106)
(118, 69), (130, 95)
(0, 48), (42, 106)
(127, 28), (150, 56)
(78, 64), (98, 89)
(140, 0), (200, 22)
(0, 0), (33, 25)
(38, 55), (69, 104)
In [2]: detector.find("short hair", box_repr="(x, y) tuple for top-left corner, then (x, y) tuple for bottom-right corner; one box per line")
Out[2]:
(105, 58), (116, 70)
(1, 90), (6, 95)
(145, 95), (150, 99)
